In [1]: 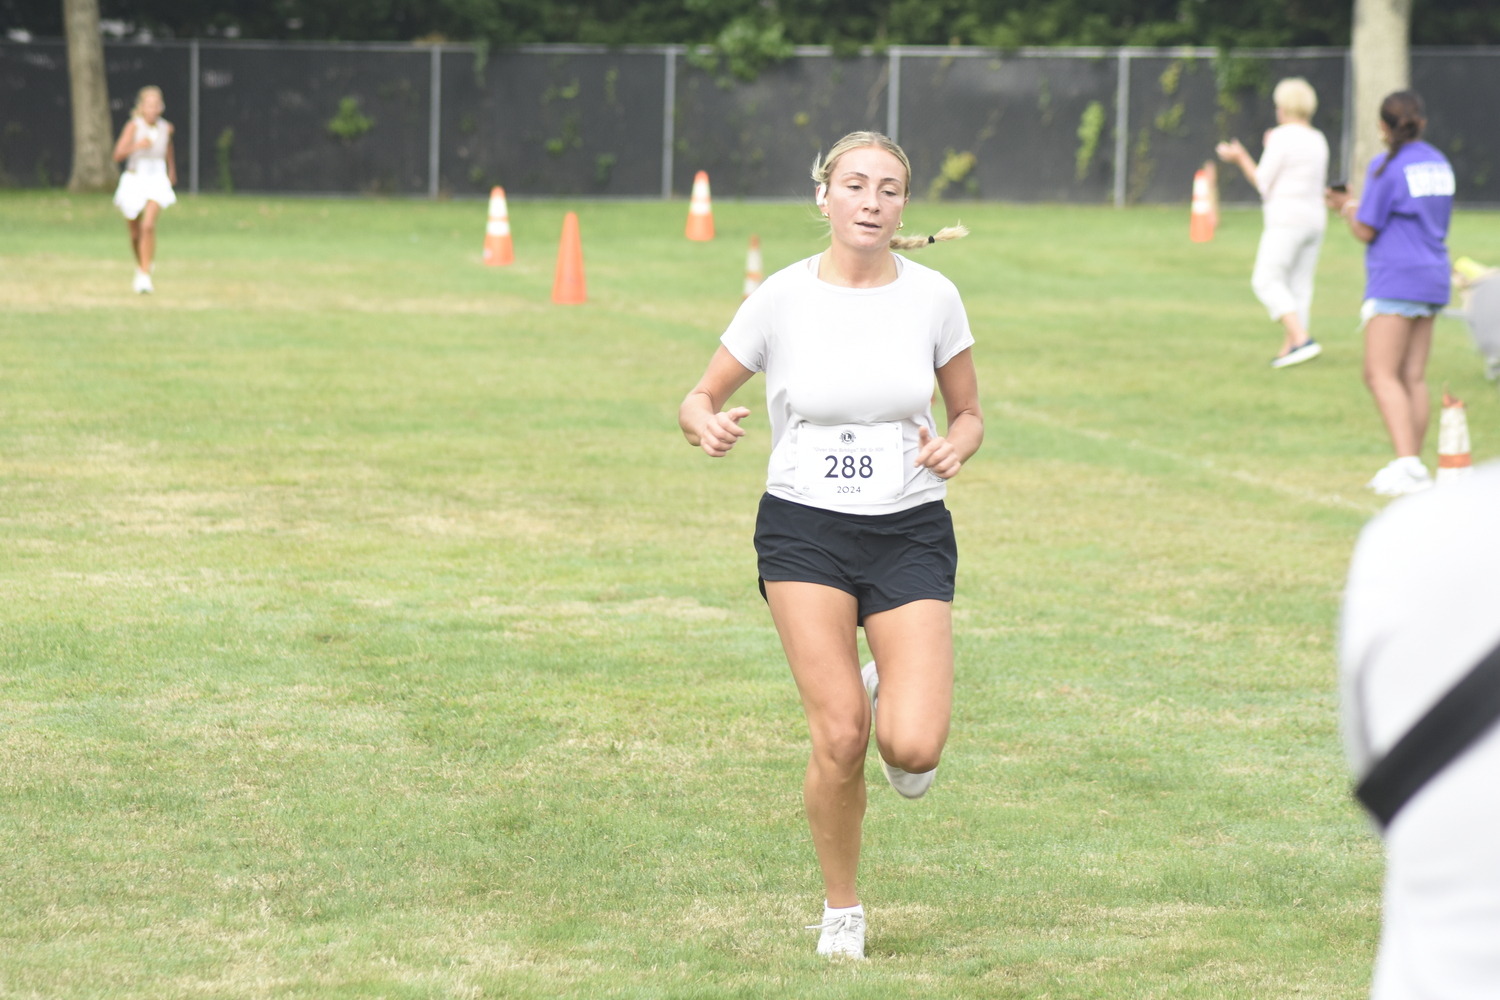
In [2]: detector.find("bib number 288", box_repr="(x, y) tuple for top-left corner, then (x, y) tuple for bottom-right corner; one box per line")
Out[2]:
(795, 422), (903, 505)
(824, 454), (875, 479)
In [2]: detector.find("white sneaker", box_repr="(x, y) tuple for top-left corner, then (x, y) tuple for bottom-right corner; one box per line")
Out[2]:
(132, 269), (153, 294)
(807, 903), (866, 960)
(1366, 457), (1432, 497)
(861, 661), (937, 800)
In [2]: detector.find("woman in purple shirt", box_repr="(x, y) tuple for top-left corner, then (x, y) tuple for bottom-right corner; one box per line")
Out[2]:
(1327, 91), (1454, 497)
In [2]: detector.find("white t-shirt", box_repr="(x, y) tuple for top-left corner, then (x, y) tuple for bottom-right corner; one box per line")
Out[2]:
(1257, 123), (1329, 231)
(126, 116), (172, 176)
(720, 253), (975, 515)
(1340, 461), (1500, 1000)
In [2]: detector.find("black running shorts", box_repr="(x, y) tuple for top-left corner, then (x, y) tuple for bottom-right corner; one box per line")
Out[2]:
(753, 493), (957, 624)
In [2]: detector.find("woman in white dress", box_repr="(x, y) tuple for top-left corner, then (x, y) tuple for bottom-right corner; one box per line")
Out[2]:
(1217, 78), (1330, 369)
(679, 132), (981, 960)
(112, 86), (178, 294)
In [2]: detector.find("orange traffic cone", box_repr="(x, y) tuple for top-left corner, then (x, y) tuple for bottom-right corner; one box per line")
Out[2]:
(483, 186), (514, 266)
(743, 234), (763, 299)
(686, 170), (714, 241)
(1437, 391), (1473, 482)
(551, 212), (586, 305)
(1190, 162), (1217, 243)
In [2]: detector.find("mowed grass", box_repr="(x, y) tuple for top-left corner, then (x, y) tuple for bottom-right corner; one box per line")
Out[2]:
(2, 189), (1499, 999)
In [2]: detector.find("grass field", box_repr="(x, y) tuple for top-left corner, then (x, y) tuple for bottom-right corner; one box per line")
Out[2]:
(2, 189), (1498, 999)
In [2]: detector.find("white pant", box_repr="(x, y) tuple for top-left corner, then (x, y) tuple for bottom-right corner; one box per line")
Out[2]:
(1251, 225), (1324, 331)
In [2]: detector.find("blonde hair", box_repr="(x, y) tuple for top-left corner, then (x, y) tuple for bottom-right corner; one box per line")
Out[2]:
(811, 131), (969, 251)
(131, 85), (165, 119)
(1272, 78), (1316, 121)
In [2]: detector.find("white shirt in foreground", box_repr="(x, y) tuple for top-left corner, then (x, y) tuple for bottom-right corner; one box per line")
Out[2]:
(1256, 123), (1329, 231)
(1340, 461), (1500, 1000)
(720, 254), (975, 515)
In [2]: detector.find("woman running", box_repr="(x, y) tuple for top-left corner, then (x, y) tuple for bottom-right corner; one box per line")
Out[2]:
(1326, 91), (1454, 497)
(1216, 77), (1329, 368)
(678, 131), (981, 961)
(111, 85), (178, 294)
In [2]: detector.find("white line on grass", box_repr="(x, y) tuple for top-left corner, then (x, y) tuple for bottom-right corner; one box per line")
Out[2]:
(994, 401), (1382, 516)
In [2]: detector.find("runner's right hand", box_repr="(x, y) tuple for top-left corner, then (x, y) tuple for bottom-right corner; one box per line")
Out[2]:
(698, 407), (750, 458)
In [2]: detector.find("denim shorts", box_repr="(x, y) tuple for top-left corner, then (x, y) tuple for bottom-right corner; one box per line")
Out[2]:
(1362, 297), (1442, 320)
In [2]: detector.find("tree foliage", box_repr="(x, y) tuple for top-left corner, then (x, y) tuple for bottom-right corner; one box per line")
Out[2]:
(4, 0), (1498, 46)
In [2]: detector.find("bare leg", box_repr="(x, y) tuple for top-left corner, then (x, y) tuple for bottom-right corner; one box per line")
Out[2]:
(1402, 316), (1435, 451)
(862, 600), (953, 774)
(137, 201), (161, 273)
(764, 581), (867, 908)
(1276, 311), (1310, 358)
(127, 217), (142, 268)
(1364, 315), (1425, 457)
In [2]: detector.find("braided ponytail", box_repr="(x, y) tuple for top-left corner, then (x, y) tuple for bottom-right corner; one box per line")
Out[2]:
(1375, 91), (1426, 178)
(889, 225), (970, 250)
(812, 131), (970, 251)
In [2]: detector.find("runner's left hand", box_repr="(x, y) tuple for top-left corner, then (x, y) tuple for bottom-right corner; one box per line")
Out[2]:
(916, 426), (961, 479)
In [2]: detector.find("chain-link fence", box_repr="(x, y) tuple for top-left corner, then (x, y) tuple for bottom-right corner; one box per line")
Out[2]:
(2, 39), (1497, 203)
(1120, 51), (1350, 205)
(441, 48), (668, 197)
(0, 39), (193, 186)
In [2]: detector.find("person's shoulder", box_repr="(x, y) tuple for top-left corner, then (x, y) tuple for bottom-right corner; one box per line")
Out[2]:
(1275, 122), (1325, 145)
(896, 255), (961, 295)
(1406, 140), (1449, 165)
(752, 257), (814, 298)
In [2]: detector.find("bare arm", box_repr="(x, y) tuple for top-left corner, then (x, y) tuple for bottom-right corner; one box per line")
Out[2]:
(679, 345), (757, 457)
(166, 125), (177, 186)
(1326, 189), (1376, 243)
(112, 120), (141, 164)
(916, 347), (983, 479)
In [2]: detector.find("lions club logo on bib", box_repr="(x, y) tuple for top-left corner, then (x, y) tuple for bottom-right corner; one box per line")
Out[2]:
(795, 422), (904, 505)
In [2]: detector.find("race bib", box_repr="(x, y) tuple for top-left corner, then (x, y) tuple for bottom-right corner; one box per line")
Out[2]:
(794, 422), (904, 505)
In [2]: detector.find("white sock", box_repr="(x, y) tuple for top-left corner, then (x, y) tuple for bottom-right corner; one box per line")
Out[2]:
(824, 901), (863, 917)
(1397, 456), (1428, 476)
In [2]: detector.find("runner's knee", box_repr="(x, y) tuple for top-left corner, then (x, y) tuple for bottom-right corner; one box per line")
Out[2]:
(813, 722), (870, 772)
(1364, 361), (1398, 390)
(879, 735), (943, 774)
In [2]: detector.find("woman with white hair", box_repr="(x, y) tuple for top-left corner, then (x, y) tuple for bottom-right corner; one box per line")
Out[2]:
(679, 131), (979, 961)
(1217, 77), (1330, 368)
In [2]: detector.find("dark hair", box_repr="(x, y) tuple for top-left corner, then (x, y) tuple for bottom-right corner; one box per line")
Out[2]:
(1375, 91), (1426, 177)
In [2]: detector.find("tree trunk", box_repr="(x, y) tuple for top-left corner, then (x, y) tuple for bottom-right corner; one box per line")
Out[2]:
(63, 0), (115, 191)
(1350, 0), (1412, 196)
